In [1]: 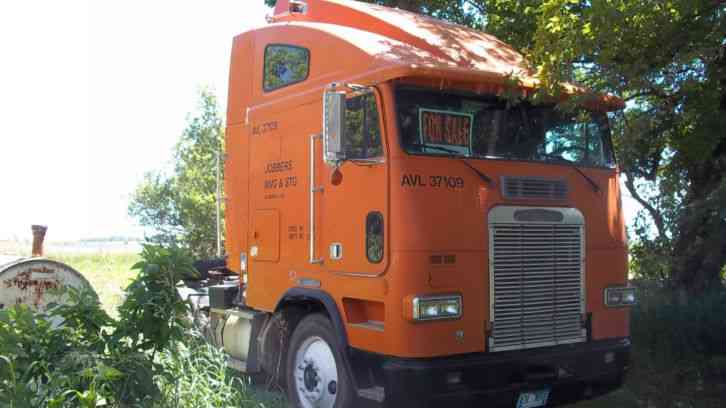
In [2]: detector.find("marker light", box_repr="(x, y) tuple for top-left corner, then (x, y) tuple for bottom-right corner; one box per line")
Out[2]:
(412, 294), (462, 321)
(604, 287), (637, 307)
(289, 0), (308, 14)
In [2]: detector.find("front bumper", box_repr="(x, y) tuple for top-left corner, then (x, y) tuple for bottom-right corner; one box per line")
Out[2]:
(372, 338), (630, 407)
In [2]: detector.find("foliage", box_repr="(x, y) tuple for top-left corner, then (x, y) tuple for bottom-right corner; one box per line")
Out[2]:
(561, 285), (726, 408)
(1, 247), (284, 407)
(623, 284), (726, 407)
(156, 334), (285, 408)
(114, 245), (197, 354)
(48, 287), (113, 352)
(634, 286), (726, 361)
(0, 244), (201, 407)
(129, 89), (225, 258)
(502, 0), (726, 295)
(0, 294), (127, 407)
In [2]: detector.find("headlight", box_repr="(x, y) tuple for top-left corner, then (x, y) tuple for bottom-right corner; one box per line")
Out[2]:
(604, 287), (636, 307)
(412, 294), (462, 321)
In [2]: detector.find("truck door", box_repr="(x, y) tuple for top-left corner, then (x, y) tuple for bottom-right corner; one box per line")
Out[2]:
(319, 91), (389, 276)
(247, 109), (287, 305)
(246, 41), (314, 309)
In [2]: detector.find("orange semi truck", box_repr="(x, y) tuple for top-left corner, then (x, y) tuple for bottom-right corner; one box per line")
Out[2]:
(184, 0), (636, 407)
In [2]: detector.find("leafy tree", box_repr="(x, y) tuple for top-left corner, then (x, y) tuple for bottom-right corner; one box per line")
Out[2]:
(129, 89), (224, 258)
(493, 0), (726, 297)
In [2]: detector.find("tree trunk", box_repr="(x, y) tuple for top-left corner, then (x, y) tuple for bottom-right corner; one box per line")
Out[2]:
(671, 45), (726, 299)
(720, 44), (726, 111)
(671, 144), (726, 298)
(671, 209), (725, 299)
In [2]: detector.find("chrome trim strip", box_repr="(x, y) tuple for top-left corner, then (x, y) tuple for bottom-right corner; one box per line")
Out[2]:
(488, 206), (584, 225)
(309, 134), (323, 264)
(488, 224), (495, 352)
(349, 321), (385, 332)
(581, 224), (587, 340)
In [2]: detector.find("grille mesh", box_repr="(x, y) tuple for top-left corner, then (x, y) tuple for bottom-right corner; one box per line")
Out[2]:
(490, 223), (585, 352)
(501, 177), (568, 200)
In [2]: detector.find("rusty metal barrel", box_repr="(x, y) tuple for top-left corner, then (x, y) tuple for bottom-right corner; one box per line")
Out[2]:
(0, 225), (94, 313)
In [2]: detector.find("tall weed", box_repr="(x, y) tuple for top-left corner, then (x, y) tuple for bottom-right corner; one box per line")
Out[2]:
(0, 244), (264, 407)
(627, 285), (726, 407)
(156, 334), (284, 408)
(633, 287), (726, 362)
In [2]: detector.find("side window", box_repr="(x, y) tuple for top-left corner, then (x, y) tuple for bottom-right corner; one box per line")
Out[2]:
(366, 212), (384, 263)
(344, 93), (383, 159)
(263, 45), (310, 92)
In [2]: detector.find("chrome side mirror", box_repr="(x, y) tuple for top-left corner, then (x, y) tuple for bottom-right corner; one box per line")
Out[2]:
(323, 90), (346, 166)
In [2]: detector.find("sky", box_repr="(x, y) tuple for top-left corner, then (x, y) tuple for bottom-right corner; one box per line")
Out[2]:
(0, 0), (640, 242)
(0, 1), (270, 241)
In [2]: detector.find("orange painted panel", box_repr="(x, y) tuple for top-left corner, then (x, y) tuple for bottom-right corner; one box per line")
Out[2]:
(252, 209), (280, 262)
(224, 31), (254, 277)
(224, 124), (249, 276)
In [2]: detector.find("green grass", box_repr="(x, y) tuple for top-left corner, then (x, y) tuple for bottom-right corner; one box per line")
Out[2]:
(47, 252), (140, 317)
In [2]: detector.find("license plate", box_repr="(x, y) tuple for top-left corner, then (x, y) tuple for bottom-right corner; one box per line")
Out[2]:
(516, 389), (550, 408)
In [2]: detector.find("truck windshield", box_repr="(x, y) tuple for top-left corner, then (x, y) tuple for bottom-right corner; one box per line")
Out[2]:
(396, 88), (616, 168)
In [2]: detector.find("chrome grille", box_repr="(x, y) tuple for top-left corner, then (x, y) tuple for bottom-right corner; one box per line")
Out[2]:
(489, 223), (585, 352)
(501, 176), (568, 200)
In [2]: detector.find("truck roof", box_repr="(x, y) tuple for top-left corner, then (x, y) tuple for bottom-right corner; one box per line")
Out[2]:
(235, 0), (620, 111)
(270, 0), (535, 86)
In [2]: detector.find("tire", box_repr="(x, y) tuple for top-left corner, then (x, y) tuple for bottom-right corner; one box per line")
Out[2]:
(286, 314), (354, 408)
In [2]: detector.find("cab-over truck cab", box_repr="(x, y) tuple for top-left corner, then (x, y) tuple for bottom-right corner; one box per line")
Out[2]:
(197, 1), (634, 407)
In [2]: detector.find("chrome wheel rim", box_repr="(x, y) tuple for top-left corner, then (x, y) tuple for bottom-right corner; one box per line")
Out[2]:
(294, 335), (338, 408)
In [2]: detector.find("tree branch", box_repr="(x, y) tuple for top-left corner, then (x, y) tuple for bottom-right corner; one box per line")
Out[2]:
(623, 173), (667, 239)
(623, 90), (658, 102)
(464, 0), (485, 15)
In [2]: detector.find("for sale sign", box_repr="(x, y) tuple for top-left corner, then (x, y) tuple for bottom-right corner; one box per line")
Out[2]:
(418, 108), (473, 150)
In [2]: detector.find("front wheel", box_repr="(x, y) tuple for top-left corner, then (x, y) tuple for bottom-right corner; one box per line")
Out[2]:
(286, 314), (354, 408)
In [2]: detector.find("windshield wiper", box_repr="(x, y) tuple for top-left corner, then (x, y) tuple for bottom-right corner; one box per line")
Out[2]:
(409, 143), (460, 155)
(409, 144), (494, 186)
(571, 165), (600, 193)
(459, 158), (494, 186)
(538, 153), (600, 193)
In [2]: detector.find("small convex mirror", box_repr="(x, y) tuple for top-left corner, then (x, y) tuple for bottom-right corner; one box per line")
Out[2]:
(323, 90), (346, 166)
